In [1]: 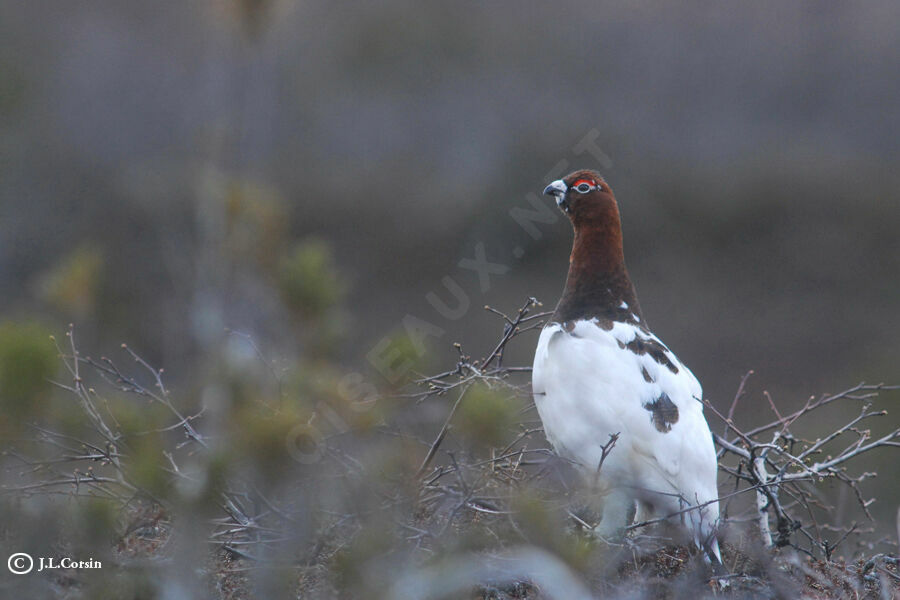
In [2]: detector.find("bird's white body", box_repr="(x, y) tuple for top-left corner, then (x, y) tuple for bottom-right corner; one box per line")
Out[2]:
(532, 317), (721, 559)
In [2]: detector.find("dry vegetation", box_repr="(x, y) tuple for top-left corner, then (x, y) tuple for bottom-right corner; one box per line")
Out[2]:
(2, 300), (899, 599)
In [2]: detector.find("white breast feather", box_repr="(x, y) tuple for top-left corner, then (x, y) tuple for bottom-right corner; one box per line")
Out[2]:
(532, 319), (720, 553)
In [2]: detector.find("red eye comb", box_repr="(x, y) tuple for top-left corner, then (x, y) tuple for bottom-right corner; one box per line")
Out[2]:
(572, 178), (596, 188)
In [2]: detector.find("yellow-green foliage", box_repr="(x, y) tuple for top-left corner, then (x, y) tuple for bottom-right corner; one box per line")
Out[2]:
(278, 239), (346, 318)
(106, 399), (188, 499)
(109, 396), (172, 439)
(227, 362), (388, 482)
(125, 434), (171, 498)
(165, 449), (234, 513)
(454, 383), (518, 448)
(333, 520), (395, 594)
(510, 492), (593, 572)
(284, 363), (384, 431)
(224, 178), (288, 269)
(38, 244), (103, 318)
(230, 403), (310, 481)
(79, 569), (159, 600)
(66, 497), (119, 551)
(0, 321), (57, 433)
(366, 330), (432, 388)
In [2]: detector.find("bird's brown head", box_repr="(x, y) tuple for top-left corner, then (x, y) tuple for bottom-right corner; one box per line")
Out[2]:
(543, 169), (618, 227)
(543, 170), (638, 322)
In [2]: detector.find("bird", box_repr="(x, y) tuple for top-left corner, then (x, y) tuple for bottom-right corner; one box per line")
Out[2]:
(532, 169), (721, 562)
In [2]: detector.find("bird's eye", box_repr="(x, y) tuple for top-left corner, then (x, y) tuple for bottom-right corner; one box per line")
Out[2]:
(575, 183), (592, 193)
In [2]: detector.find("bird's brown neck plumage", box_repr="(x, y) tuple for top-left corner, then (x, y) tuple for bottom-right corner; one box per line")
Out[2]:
(552, 204), (644, 326)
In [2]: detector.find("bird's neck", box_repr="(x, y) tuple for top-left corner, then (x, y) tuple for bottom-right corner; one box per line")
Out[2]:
(552, 220), (644, 326)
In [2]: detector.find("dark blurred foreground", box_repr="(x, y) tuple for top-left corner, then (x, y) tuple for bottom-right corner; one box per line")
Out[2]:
(1, 302), (898, 598)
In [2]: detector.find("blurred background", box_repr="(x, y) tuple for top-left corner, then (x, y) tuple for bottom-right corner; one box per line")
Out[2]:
(1, 1), (899, 597)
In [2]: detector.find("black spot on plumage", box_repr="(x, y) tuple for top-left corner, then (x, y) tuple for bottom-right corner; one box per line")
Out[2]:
(622, 335), (679, 374)
(641, 366), (653, 383)
(643, 392), (679, 433)
(594, 318), (614, 331)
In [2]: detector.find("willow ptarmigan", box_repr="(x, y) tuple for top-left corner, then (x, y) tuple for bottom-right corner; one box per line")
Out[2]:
(532, 170), (721, 561)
